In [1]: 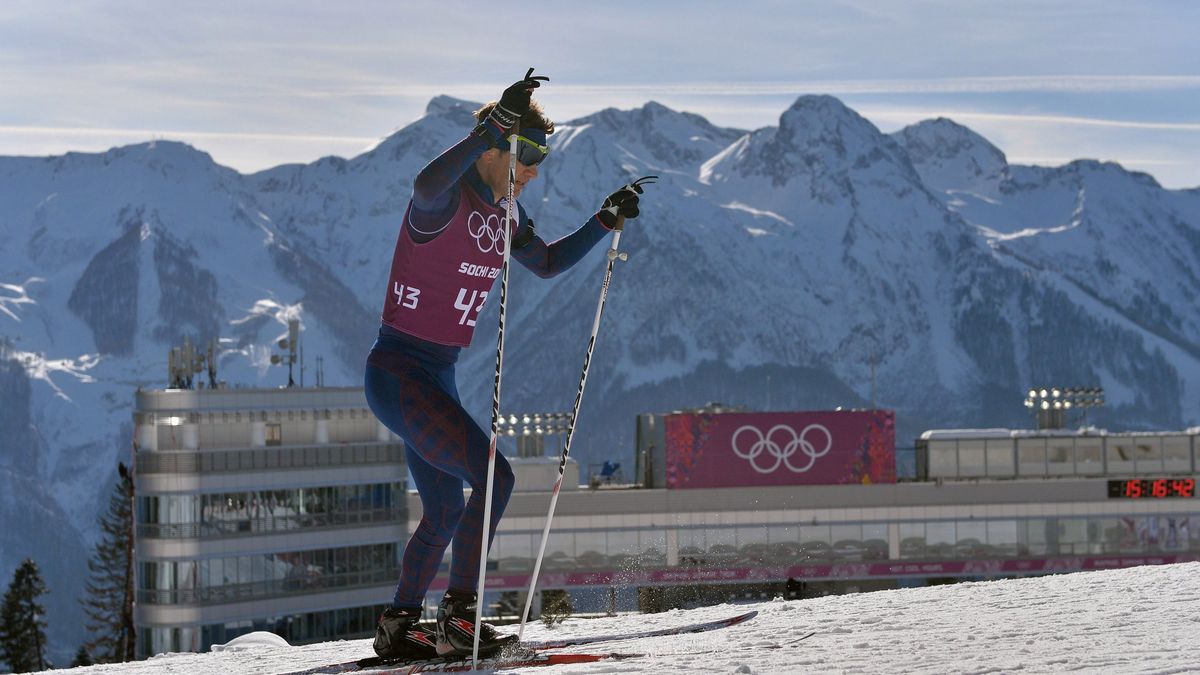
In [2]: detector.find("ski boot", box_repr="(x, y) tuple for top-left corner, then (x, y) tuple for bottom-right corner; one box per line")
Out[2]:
(373, 606), (438, 661)
(435, 589), (520, 657)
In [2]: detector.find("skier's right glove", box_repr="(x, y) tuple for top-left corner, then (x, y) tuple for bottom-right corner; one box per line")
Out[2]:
(597, 176), (658, 230)
(485, 67), (549, 131)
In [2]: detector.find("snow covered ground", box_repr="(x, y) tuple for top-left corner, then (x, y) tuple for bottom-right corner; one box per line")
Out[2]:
(42, 562), (1200, 674)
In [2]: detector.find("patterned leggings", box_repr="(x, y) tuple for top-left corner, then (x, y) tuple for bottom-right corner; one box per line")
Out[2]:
(364, 352), (514, 609)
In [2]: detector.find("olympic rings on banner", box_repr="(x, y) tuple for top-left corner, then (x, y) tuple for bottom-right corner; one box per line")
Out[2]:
(730, 424), (833, 474)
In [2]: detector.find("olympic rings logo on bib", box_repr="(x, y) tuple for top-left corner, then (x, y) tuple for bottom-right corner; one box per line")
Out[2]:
(467, 211), (508, 255)
(731, 424), (833, 474)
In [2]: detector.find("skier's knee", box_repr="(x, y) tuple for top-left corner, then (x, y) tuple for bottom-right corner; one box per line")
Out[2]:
(493, 460), (515, 503)
(419, 509), (461, 544)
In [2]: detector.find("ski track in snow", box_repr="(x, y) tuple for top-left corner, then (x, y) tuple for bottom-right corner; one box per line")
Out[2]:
(44, 562), (1200, 674)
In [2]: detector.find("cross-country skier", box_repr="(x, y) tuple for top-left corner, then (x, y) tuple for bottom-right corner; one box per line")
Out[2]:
(364, 69), (649, 662)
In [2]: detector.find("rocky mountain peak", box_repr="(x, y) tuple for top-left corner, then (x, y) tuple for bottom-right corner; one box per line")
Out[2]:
(703, 94), (920, 195)
(554, 101), (744, 174)
(894, 118), (1009, 195)
(776, 94), (882, 149)
(425, 95), (481, 118)
(898, 118), (1006, 163)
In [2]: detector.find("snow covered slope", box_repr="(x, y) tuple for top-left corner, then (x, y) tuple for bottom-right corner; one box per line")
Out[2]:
(42, 562), (1200, 674)
(2, 95), (1199, 661)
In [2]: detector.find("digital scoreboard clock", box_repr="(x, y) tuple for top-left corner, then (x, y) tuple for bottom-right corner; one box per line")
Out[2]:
(1107, 478), (1196, 499)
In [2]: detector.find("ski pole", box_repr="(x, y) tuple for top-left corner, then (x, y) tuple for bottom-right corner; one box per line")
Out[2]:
(473, 129), (521, 668)
(516, 176), (655, 639)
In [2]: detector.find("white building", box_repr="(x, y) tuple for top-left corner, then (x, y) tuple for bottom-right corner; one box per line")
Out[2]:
(132, 388), (1200, 655)
(133, 386), (407, 656)
(443, 419), (1200, 616)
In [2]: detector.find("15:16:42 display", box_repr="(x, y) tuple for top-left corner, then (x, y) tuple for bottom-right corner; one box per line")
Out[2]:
(1107, 478), (1196, 499)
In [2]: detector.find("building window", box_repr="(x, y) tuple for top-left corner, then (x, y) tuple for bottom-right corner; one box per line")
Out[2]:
(137, 482), (406, 539)
(138, 543), (400, 606)
(266, 423), (282, 447)
(1163, 435), (1191, 472)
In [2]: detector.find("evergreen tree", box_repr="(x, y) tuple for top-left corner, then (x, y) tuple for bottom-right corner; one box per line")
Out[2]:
(81, 462), (137, 662)
(70, 645), (94, 667)
(539, 589), (574, 627)
(0, 558), (50, 673)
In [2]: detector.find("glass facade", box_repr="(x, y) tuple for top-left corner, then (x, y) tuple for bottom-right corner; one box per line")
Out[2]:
(488, 513), (1196, 571)
(138, 543), (399, 605)
(893, 515), (1193, 558)
(921, 432), (1196, 480)
(494, 528), (670, 572)
(137, 483), (406, 539)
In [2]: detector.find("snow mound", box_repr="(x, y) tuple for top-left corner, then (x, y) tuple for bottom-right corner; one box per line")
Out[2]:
(210, 631), (292, 652)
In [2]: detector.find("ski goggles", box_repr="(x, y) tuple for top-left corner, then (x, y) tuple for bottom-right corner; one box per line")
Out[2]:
(508, 132), (550, 167)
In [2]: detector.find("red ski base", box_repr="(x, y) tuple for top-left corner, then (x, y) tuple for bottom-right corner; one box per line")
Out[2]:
(292, 651), (635, 674)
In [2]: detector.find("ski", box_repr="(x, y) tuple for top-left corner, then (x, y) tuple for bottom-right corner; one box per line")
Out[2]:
(282, 650), (639, 675)
(286, 609), (758, 674)
(525, 608), (758, 650)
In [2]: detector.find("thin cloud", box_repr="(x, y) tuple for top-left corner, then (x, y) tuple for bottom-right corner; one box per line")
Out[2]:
(857, 110), (1200, 133)
(234, 75), (1200, 101)
(0, 126), (379, 145)
(508, 75), (1200, 97)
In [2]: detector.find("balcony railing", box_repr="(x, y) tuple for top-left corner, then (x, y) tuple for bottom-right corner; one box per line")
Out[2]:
(138, 507), (405, 540)
(136, 442), (403, 474)
(137, 566), (400, 606)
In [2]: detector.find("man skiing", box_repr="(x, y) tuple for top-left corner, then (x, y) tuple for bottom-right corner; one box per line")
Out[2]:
(364, 68), (649, 662)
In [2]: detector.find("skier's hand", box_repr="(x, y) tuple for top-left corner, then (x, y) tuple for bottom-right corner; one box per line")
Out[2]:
(598, 176), (658, 230)
(487, 67), (550, 131)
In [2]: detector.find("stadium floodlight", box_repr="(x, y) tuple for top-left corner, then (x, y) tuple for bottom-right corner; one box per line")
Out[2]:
(1024, 385), (1105, 429)
(496, 410), (571, 451)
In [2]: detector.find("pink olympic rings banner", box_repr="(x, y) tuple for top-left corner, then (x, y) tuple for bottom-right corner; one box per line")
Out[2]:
(663, 410), (895, 489)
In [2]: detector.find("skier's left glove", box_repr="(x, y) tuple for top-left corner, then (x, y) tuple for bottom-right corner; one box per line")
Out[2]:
(597, 176), (658, 230)
(478, 67), (549, 138)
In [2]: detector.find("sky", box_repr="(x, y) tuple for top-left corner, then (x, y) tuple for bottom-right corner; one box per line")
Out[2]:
(1, 0), (1198, 187)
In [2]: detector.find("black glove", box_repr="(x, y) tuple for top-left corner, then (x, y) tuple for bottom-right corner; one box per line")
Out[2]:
(598, 176), (658, 229)
(486, 67), (550, 131)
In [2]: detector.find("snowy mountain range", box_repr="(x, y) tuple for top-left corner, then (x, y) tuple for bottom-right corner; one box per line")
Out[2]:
(2, 94), (1198, 660)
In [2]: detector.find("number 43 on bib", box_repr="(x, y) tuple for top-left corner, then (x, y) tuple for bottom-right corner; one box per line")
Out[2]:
(455, 288), (488, 326)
